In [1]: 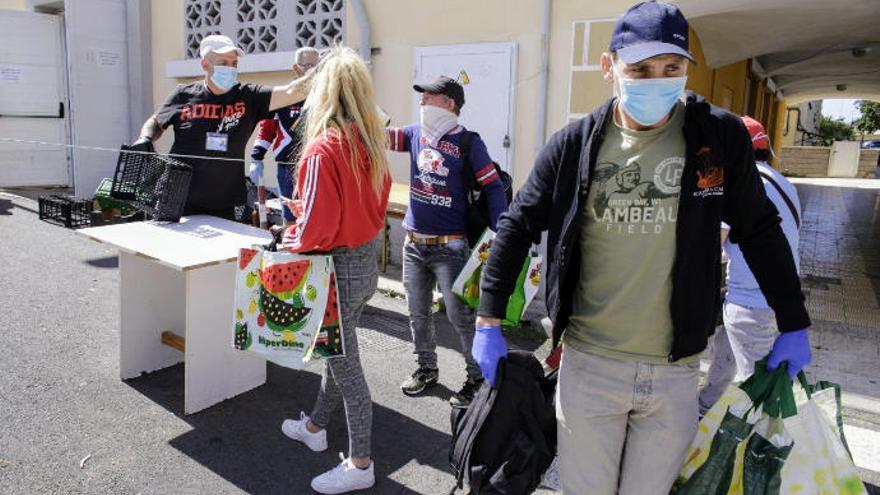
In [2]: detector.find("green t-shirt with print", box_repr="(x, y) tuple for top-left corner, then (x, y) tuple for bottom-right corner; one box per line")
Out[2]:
(565, 101), (690, 364)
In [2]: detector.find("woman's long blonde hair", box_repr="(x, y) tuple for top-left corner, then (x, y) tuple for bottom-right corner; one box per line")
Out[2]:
(298, 46), (388, 197)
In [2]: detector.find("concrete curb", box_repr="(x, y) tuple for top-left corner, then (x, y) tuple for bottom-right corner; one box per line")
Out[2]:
(844, 392), (880, 418)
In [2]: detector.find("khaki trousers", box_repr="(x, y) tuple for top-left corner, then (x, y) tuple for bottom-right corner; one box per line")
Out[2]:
(556, 346), (699, 494)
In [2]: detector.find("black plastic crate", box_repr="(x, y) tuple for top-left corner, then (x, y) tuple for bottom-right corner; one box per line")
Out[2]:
(111, 145), (192, 222)
(38, 195), (92, 228)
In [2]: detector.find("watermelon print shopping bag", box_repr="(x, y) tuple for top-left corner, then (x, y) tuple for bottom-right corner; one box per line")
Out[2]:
(306, 272), (345, 360)
(232, 246), (344, 369)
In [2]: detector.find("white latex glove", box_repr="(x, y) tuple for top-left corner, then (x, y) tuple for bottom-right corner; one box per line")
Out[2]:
(248, 160), (264, 186)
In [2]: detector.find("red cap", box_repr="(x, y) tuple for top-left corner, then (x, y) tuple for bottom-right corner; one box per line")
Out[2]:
(741, 115), (769, 150)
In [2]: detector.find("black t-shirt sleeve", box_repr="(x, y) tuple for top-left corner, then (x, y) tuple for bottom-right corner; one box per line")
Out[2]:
(244, 84), (273, 122)
(155, 85), (185, 129)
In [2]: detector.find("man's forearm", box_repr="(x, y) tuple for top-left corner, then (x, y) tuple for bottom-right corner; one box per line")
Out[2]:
(138, 115), (164, 142)
(484, 180), (509, 230)
(270, 71), (314, 111)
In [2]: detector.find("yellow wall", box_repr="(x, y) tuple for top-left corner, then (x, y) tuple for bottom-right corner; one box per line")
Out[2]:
(686, 28), (713, 100)
(780, 109), (795, 147)
(0, 0), (26, 10)
(567, 19), (614, 118)
(547, 1), (627, 138)
(684, 29), (749, 113)
(150, 0), (186, 117)
(771, 99), (788, 167)
(779, 105), (804, 148)
(712, 62), (748, 113)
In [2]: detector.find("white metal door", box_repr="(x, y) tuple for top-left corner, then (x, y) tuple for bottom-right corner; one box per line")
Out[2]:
(413, 43), (517, 174)
(828, 141), (860, 178)
(0, 10), (69, 187)
(65, 0), (131, 196)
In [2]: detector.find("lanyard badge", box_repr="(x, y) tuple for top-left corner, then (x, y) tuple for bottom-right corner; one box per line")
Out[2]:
(206, 132), (229, 152)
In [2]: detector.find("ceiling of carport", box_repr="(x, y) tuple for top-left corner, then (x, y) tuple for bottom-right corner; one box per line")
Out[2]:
(674, 0), (880, 103)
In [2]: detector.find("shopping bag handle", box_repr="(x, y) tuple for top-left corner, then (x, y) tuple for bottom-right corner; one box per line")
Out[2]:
(740, 359), (800, 419)
(764, 365), (798, 419)
(740, 359), (782, 410)
(796, 371), (812, 400)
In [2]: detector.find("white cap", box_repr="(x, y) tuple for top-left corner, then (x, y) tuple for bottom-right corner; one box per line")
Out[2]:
(199, 35), (244, 59)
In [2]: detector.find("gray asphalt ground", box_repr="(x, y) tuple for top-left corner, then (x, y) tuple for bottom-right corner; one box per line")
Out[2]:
(3, 181), (880, 495)
(0, 190), (552, 495)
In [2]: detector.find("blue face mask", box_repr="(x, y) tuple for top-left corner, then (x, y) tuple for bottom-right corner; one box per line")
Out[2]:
(211, 65), (238, 91)
(616, 74), (687, 126)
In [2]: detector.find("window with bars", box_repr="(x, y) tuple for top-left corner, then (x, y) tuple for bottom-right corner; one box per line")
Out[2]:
(184, 0), (345, 59)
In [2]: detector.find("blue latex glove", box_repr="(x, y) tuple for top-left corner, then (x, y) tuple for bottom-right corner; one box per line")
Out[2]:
(472, 325), (507, 387)
(248, 160), (264, 186)
(767, 329), (811, 379)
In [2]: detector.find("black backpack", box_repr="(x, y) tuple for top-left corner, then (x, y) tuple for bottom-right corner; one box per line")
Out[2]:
(460, 131), (513, 248)
(449, 351), (557, 494)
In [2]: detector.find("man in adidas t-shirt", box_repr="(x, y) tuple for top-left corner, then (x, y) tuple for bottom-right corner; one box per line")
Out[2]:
(131, 35), (314, 220)
(387, 76), (508, 407)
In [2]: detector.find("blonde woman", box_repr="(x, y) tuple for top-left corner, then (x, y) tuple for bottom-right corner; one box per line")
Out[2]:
(279, 46), (391, 494)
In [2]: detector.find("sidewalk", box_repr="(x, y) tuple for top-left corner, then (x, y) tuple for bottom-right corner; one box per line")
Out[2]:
(788, 178), (880, 486)
(1, 178), (879, 494)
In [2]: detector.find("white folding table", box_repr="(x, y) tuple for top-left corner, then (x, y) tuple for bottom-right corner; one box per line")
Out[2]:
(79, 215), (273, 414)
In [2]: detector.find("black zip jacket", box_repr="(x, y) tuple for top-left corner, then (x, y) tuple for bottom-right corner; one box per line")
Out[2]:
(478, 93), (810, 361)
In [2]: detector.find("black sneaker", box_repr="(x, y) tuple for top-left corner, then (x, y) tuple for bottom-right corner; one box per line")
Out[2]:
(449, 377), (484, 407)
(400, 366), (439, 396)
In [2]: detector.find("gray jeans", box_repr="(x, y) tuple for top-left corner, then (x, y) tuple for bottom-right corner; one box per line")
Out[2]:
(557, 347), (699, 495)
(402, 237), (480, 380)
(698, 301), (778, 414)
(310, 238), (378, 459)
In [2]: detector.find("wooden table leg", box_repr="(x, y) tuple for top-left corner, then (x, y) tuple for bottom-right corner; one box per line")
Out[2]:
(161, 331), (186, 352)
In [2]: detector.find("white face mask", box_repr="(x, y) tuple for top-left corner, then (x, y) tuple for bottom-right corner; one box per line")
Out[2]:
(419, 104), (458, 147)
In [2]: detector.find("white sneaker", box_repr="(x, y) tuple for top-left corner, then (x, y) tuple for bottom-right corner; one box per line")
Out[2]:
(281, 412), (327, 452)
(310, 453), (375, 494)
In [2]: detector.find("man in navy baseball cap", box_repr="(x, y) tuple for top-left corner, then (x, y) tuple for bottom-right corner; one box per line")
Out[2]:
(472, 1), (811, 493)
(599, 1), (696, 129)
